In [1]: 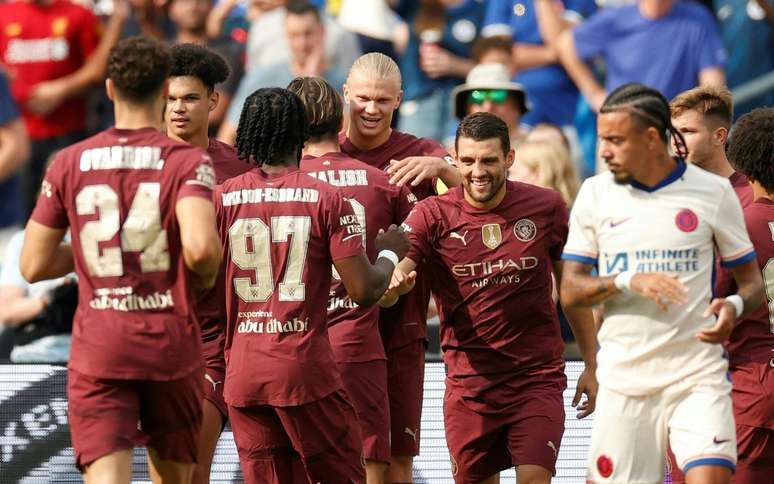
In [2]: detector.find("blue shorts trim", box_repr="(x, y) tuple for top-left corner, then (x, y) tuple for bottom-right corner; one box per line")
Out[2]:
(682, 457), (736, 474)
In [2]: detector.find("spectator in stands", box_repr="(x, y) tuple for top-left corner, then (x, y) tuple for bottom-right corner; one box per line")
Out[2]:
(556, 0), (727, 112)
(470, 35), (516, 74)
(0, 0), (102, 217)
(244, 0), (360, 73)
(338, 0), (404, 60)
(392, 0), (487, 142)
(482, 0), (597, 128)
(526, 122), (572, 150)
(0, 229), (75, 363)
(168, 0), (245, 132)
(218, 1), (347, 144)
(714, 0), (774, 116)
(451, 63), (531, 147)
(0, 71), (29, 254)
(509, 141), (580, 207)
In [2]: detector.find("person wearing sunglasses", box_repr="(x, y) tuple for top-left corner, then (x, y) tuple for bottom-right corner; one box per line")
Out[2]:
(451, 63), (531, 148)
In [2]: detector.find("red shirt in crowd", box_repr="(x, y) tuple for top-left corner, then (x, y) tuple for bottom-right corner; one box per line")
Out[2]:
(0, 0), (100, 139)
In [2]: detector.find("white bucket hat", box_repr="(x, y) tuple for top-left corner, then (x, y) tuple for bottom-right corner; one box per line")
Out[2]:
(451, 63), (531, 120)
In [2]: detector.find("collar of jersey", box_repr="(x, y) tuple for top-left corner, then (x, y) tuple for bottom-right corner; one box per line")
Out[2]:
(254, 166), (300, 180)
(628, 158), (686, 193)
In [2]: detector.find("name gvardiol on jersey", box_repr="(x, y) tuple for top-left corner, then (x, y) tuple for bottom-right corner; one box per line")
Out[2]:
(79, 146), (165, 171)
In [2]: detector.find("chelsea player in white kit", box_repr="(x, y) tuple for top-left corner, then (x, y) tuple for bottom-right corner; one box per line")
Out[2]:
(560, 84), (764, 484)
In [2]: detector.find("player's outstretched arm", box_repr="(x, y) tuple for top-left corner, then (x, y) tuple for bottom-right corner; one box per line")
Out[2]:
(335, 225), (411, 307)
(176, 197), (222, 289)
(378, 258), (418, 308)
(20, 221), (73, 283)
(700, 259), (764, 344)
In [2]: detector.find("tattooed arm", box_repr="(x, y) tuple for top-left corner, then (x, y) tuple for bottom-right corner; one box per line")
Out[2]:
(560, 260), (619, 308)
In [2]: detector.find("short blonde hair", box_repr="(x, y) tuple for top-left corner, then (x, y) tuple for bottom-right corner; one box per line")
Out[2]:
(347, 52), (402, 87)
(670, 86), (733, 129)
(513, 141), (579, 206)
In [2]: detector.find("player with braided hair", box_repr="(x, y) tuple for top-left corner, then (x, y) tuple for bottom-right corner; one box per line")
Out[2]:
(216, 87), (411, 483)
(561, 83), (764, 484)
(234, 87), (310, 167)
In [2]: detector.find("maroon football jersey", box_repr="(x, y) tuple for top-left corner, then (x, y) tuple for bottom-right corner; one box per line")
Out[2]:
(402, 181), (567, 402)
(715, 172), (754, 297)
(727, 198), (774, 429)
(208, 137), (251, 184)
(214, 167), (365, 407)
(301, 152), (416, 363)
(197, 138), (251, 373)
(339, 130), (449, 350)
(30, 127), (215, 380)
(727, 199), (774, 365)
(730, 171), (754, 208)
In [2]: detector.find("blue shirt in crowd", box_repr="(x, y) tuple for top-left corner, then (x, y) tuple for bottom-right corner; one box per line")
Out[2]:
(573, 1), (727, 101)
(714, 0), (774, 115)
(394, 0), (487, 102)
(227, 63), (347, 127)
(0, 72), (23, 229)
(483, 0), (597, 126)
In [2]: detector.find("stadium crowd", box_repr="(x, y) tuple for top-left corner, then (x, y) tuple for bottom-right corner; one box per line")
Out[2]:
(0, 0), (773, 483)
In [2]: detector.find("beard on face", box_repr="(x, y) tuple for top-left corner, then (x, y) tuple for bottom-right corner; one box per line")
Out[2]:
(463, 170), (506, 204)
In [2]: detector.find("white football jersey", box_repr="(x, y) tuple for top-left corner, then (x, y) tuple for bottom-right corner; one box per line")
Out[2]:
(563, 161), (755, 396)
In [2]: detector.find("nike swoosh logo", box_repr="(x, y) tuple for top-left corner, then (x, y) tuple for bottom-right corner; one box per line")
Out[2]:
(609, 217), (632, 228)
(713, 437), (730, 444)
(341, 233), (363, 241)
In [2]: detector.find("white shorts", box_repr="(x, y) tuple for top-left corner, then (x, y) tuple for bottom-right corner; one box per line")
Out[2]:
(587, 381), (736, 483)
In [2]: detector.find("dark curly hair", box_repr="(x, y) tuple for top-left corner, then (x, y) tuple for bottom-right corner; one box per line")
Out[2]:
(728, 108), (774, 192)
(107, 36), (171, 103)
(235, 88), (310, 167)
(456, 112), (510, 155)
(286, 76), (342, 141)
(601, 83), (688, 158)
(169, 43), (230, 93)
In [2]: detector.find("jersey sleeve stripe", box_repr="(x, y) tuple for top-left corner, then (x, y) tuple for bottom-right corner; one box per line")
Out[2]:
(561, 253), (598, 265)
(720, 249), (756, 268)
(481, 24), (512, 38)
(681, 456), (736, 474)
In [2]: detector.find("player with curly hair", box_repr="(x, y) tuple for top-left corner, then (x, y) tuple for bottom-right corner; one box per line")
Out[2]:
(721, 108), (774, 483)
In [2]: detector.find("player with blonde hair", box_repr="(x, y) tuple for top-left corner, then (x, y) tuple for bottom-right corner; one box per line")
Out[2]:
(509, 141), (579, 207)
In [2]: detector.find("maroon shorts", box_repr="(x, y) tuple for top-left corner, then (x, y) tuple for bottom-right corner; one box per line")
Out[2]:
(67, 367), (204, 470)
(337, 360), (390, 463)
(203, 366), (228, 422)
(735, 424), (774, 483)
(443, 380), (565, 483)
(228, 389), (365, 484)
(386, 339), (425, 457)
